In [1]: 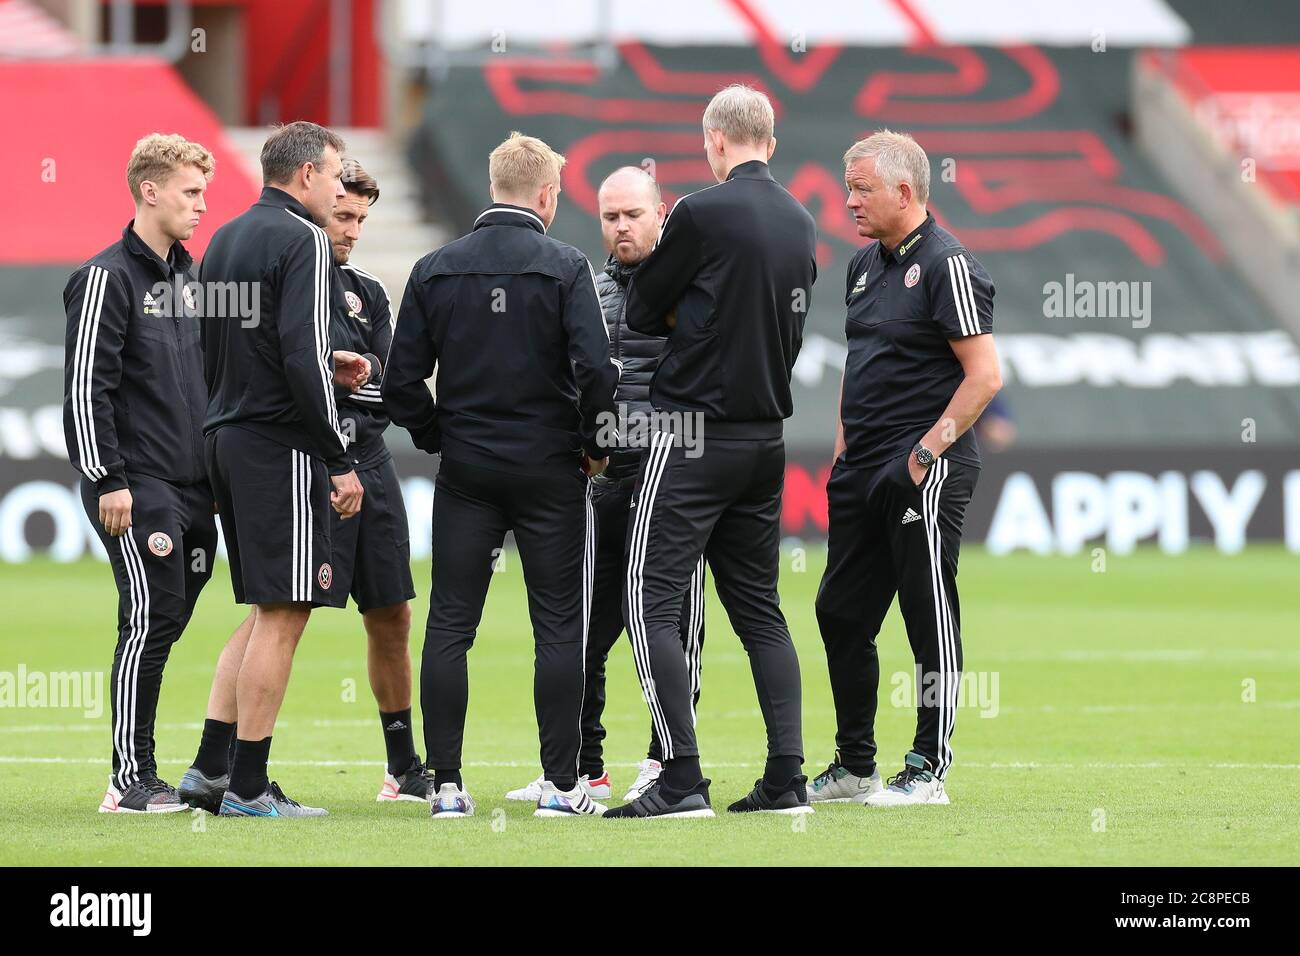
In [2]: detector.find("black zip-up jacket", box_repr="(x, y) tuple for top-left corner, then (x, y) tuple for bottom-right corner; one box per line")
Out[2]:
(200, 186), (351, 474)
(62, 221), (207, 494)
(332, 261), (392, 472)
(596, 253), (665, 484)
(383, 203), (620, 476)
(625, 160), (818, 439)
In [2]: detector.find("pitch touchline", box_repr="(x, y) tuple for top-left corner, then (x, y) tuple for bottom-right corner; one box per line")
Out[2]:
(6, 699), (1298, 735)
(2, 756), (1299, 770)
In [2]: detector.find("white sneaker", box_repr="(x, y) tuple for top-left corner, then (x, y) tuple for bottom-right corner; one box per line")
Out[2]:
(509, 771), (612, 801)
(429, 782), (476, 818)
(580, 772), (612, 800)
(807, 759), (883, 804)
(622, 759), (662, 801)
(505, 773), (545, 802)
(865, 754), (950, 806)
(534, 780), (607, 818)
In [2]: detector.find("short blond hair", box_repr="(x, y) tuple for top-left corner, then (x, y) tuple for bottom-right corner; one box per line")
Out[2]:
(702, 84), (775, 147)
(126, 133), (215, 203)
(489, 131), (566, 198)
(844, 130), (930, 206)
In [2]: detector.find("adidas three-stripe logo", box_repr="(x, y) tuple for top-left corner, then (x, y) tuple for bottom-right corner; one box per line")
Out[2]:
(901, 507), (921, 525)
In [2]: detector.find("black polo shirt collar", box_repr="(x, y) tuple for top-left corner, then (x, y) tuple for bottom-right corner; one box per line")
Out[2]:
(726, 159), (775, 182)
(122, 219), (192, 278)
(884, 211), (934, 264)
(473, 202), (547, 234)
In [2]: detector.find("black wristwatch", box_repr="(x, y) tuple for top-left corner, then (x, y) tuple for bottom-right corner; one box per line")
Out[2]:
(913, 443), (936, 469)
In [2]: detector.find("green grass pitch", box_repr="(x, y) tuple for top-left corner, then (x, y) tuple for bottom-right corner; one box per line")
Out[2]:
(1, 546), (1297, 865)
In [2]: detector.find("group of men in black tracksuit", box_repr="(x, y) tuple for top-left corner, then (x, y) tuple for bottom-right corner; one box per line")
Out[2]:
(67, 95), (1000, 821)
(64, 126), (427, 816)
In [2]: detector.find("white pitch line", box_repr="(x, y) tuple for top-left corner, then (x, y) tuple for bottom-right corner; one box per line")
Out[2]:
(8, 699), (1299, 735)
(0, 718), (385, 734)
(1, 756), (1299, 770)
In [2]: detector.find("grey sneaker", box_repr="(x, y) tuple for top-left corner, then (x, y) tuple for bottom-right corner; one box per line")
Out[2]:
(219, 781), (328, 817)
(98, 776), (188, 814)
(178, 766), (229, 815)
(808, 758), (883, 804)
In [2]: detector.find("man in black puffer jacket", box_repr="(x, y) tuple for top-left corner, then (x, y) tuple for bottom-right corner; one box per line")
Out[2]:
(504, 166), (706, 806)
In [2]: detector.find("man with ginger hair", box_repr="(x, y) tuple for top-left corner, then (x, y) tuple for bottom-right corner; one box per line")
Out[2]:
(63, 133), (217, 814)
(384, 132), (619, 820)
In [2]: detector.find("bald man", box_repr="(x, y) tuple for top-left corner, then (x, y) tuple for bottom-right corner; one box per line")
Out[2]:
(505, 167), (707, 805)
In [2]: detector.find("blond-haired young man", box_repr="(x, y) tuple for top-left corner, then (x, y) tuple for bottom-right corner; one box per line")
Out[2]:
(384, 131), (619, 820)
(62, 133), (217, 813)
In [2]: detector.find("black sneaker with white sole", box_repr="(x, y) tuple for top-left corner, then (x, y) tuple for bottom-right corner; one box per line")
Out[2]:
(603, 778), (715, 819)
(726, 775), (814, 815)
(377, 757), (434, 802)
(98, 775), (188, 814)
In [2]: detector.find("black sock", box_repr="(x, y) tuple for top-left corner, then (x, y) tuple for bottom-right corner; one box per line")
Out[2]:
(433, 768), (462, 790)
(578, 764), (603, 780)
(551, 775), (577, 793)
(663, 756), (702, 792)
(228, 736), (272, 800)
(763, 756), (803, 792)
(379, 708), (417, 776)
(193, 719), (236, 777)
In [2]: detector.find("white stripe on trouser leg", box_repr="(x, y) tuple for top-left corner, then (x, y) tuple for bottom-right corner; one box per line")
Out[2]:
(113, 535), (141, 789)
(935, 460), (959, 776)
(303, 453), (313, 601)
(921, 459), (958, 778)
(122, 534), (152, 784)
(928, 460), (957, 778)
(291, 452), (301, 602)
(576, 479), (595, 778)
(115, 533), (150, 789)
(684, 556), (704, 726)
(625, 432), (674, 757)
(624, 430), (676, 759)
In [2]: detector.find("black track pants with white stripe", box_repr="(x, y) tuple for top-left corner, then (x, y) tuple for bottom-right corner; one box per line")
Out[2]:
(815, 455), (977, 779)
(81, 474), (216, 791)
(623, 432), (803, 764)
(420, 458), (594, 782)
(580, 480), (705, 775)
